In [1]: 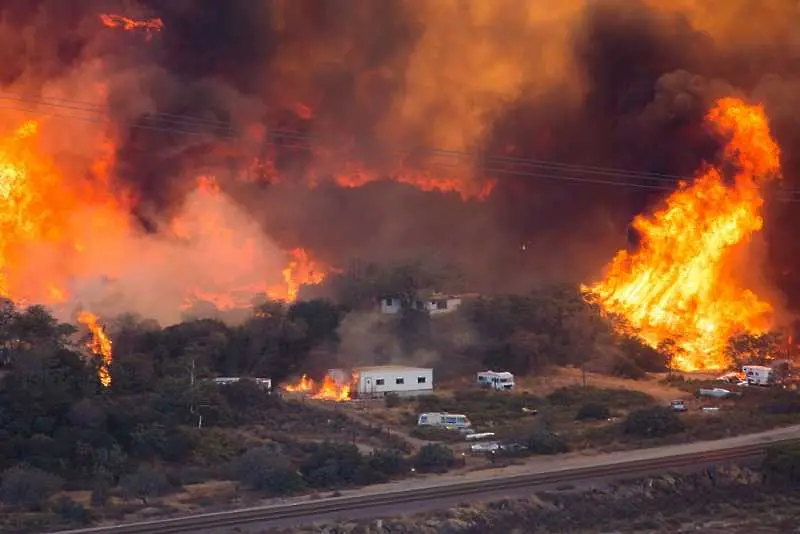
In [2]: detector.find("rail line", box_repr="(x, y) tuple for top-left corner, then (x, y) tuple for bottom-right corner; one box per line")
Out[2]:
(57, 438), (796, 534)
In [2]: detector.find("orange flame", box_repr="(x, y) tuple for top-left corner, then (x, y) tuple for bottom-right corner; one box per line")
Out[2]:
(584, 97), (781, 371)
(0, 119), (127, 306)
(99, 14), (164, 41)
(284, 373), (314, 393)
(283, 372), (356, 401)
(77, 311), (113, 387)
(281, 248), (326, 302)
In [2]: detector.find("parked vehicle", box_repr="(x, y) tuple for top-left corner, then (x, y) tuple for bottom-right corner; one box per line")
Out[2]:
(695, 387), (742, 399)
(464, 432), (496, 441)
(669, 399), (688, 412)
(469, 441), (500, 453)
(417, 412), (472, 429)
(477, 370), (515, 391)
(742, 365), (776, 386)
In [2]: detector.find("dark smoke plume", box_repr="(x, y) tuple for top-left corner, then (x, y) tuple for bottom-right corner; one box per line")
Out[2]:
(5, 0), (800, 310)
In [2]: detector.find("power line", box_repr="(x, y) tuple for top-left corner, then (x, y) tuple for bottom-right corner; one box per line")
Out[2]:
(2, 92), (800, 201)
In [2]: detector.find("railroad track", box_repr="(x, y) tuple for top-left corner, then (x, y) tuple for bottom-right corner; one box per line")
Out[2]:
(58, 438), (796, 534)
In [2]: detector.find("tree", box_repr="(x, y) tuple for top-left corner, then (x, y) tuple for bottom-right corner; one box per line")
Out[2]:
(657, 338), (687, 374)
(527, 429), (569, 454)
(300, 442), (363, 488)
(724, 331), (784, 367)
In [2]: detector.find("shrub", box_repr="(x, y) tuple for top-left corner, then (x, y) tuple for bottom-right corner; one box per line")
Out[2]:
(410, 426), (463, 442)
(610, 356), (646, 380)
(233, 447), (305, 495)
(52, 496), (91, 525)
(763, 442), (800, 486)
(0, 465), (63, 510)
(576, 403), (610, 421)
(300, 442), (363, 488)
(546, 386), (654, 409)
(415, 444), (455, 473)
(527, 429), (569, 455)
(118, 466), (171, 504)
(624, 406), (684, 438)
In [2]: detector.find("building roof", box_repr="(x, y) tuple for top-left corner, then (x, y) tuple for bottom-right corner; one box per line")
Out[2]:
(354, 365), (432, 373)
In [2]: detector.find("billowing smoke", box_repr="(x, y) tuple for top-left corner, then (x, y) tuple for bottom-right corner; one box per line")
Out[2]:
(4, 0), (800, 323)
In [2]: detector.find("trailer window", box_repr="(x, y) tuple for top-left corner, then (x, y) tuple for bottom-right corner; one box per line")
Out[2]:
(396, 378), (405, 385)
(375, 379), (385, 386)
(417, 376), (426, 384)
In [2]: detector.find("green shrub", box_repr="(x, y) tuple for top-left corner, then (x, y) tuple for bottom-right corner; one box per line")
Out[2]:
(527, 429), (569, 455)
(233, 447), (305, 495)
(610, 356), (646, 380)
(415, 444), (455, 473)
(624, 406), (684, 438)
(575, 403), (610, 421)
(52, 496), (91, 525)
(763, 442), (800, 486)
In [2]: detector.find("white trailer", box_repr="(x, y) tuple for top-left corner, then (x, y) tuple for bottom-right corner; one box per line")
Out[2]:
(329, 365), (434, 397)
(477, 370), (515, 391)
(743, 365), (775, 386)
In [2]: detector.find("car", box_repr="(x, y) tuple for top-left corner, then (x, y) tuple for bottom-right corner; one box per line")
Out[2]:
(469, 441), (500, 453)
(669, 399), (688, 412)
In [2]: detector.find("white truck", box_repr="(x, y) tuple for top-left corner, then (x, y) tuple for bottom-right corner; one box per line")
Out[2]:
(742, 365), (775, 386)
(477, 370), (515, 391)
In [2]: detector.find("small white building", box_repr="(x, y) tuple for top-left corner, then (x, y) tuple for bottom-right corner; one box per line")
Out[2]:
(329, 365), (434, 397)
(379, 293), (466, 316)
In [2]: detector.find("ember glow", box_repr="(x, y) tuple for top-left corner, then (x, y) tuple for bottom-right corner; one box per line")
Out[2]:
(99, 14), (164, 38)
(77, 311), (113, 387)
(584, 98), (781, 371)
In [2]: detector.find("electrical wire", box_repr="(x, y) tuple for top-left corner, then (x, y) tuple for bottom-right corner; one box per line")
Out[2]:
(2, 91), (800, 201)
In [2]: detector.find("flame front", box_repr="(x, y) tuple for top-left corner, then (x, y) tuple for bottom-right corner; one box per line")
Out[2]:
(77, 311), (113, 387)
(584, 98), (781, 371)
(283, 372), (355, 401)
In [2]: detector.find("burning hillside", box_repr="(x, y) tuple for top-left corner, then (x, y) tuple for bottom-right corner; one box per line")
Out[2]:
(1, 0), (800, 339)
(584, 98), (781, 370)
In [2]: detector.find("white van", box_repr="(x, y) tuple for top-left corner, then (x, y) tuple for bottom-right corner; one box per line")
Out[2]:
(477, 371), (515, 391)
(417, 412), (471, 429)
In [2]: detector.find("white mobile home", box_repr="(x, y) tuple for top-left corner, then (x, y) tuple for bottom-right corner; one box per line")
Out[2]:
(328, 365), (434, 397)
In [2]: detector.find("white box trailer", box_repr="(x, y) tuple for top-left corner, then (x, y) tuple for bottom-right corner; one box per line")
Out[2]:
(329, 365), (434, 397)
(477, 370), (515, 391)
(743, 365), (775, 386)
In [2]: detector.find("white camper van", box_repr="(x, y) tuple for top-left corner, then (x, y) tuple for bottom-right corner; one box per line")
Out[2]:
(477, 371), (515, 391)
(417, 412), (471, 429)
(742, 365), (775, 386)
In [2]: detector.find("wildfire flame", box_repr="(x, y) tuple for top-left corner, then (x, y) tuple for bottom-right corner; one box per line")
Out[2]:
(283, 372), (355, 401)
(282, 248), (326, 302)
(77, 311), (113, 387)
(99, 14), (164, 41)
(584, 97), (781, 371)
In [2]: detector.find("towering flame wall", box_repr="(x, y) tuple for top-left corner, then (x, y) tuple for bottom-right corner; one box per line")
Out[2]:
(584, 98), (781, 370)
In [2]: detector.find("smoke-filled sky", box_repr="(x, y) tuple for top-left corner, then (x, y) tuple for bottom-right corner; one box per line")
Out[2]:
(4, 0), (800, 317)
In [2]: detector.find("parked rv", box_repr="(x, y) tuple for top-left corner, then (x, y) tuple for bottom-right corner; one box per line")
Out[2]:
(417, 412), (472, 429)
(477, 370), (515, 391)
(742, 365), (776, 386)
